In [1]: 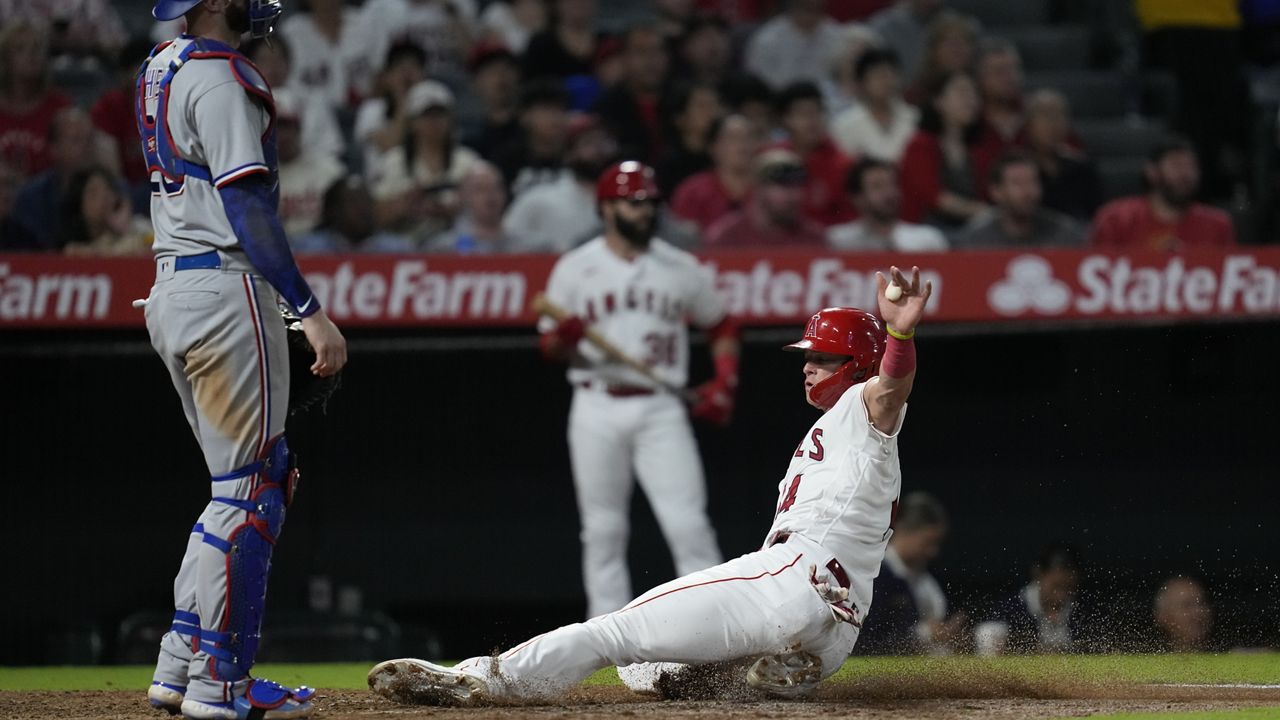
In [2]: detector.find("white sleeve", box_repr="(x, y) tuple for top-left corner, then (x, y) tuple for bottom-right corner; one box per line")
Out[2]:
(537, 256), (575, 333)
(685, 260), (726, 329)
(191, 81), (269, 187)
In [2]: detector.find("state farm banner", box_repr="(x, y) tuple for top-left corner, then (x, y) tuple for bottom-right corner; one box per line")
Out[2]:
(2, 248), (1279, 329)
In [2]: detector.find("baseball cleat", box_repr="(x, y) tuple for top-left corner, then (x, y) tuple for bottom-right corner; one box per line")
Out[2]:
(179, 679), (316, 719)
(367, 658), (488, 706)
(148, 681), (185, 714)
(744, 651), (823, 698)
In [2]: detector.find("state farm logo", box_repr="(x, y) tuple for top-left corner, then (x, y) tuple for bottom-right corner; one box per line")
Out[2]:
(988, 255), (1071, 316)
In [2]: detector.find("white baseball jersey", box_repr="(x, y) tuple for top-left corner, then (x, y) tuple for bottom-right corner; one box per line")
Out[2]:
(540, 237), (726, 389)
(765, 379), (906, 612)
(141, 37), (272, 255)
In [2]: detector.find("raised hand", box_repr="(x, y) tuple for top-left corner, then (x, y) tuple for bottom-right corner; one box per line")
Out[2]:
(876, 265), (933, 335)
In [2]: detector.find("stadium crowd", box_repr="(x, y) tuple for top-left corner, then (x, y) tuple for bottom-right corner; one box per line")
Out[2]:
(0, 0), (1277, 257)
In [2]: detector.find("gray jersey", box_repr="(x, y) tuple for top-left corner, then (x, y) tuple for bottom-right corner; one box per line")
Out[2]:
(142, 37), (273, 256)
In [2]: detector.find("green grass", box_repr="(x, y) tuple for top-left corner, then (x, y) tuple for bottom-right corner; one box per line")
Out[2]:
(2, 654), (1277, 692)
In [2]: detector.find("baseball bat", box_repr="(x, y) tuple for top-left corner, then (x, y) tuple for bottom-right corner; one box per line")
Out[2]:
(532, 293), (694, 402)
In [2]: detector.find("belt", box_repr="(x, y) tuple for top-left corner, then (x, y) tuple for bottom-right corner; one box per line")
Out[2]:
(772, 532), (851, 591)
(576, 381), (656, 398)
(173, 250), (221, 271)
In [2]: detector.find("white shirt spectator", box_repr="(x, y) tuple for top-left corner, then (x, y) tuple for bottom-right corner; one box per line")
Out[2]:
(479, 0), (538, 54)
(360, 0), (477, 84)
(827, 218), (948, 252)
(743, 13), (844, 91)
(372, 144), (481, 200)
(501, 173), (600, 253)
(829, 99), (919, 162)
(0, 0), (126, 54)
(279, 153), (347, 238)
(280, 7), (378, 107)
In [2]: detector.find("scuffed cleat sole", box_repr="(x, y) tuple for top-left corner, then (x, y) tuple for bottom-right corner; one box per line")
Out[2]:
(367, 658), (487, 706)
(147, 684), (184, 715)
(744, 651), (823, 699)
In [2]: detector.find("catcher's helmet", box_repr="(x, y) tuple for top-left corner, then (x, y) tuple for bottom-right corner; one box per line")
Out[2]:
(596, 161), (660, 202)
(784, 307), (886, 409)
(153, 0), (283, 39)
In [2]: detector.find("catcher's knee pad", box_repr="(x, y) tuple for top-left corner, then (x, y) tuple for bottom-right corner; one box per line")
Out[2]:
(200, 435), (300, 681)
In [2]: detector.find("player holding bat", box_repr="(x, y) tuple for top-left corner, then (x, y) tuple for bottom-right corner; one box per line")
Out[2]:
(535, 160), (742, 620)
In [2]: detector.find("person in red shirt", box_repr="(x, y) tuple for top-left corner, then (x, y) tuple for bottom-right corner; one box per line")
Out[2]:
(898, 71), (991, 232)
(670, 113), (760, 235)
(0, 20), (71, 179)
(703, 147), (826, 247)
(775, 80), (857, 226)
(1090, 136), (1235, 251)
(974, 37), (1025, 160)
(92, 38), (156, 208)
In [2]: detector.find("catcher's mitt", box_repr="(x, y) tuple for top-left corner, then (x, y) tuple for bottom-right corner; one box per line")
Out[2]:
(284, 311), (342, 416)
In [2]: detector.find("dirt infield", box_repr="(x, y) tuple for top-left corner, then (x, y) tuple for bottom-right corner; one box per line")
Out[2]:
(5, 675), (1279, 720)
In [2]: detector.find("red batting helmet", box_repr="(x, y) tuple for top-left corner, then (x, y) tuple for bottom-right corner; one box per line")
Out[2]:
(784, 308), (887, 409)
(597, 161), (660, 202)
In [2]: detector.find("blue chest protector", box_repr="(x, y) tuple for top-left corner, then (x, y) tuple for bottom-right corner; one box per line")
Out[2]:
(135, 36), (279, 204)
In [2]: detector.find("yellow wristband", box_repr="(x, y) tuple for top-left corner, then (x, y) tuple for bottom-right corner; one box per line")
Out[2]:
(886, 325), (915, 341)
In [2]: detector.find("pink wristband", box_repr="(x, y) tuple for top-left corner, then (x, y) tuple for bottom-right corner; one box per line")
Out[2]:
(881, 335), (916, 378)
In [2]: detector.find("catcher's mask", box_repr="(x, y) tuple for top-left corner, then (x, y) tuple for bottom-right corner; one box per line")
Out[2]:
(783, 308), (886, 410)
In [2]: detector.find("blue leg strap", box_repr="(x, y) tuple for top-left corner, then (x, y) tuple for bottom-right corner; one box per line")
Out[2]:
(198, 436), (297, 683)
(171, 610), (201, 638)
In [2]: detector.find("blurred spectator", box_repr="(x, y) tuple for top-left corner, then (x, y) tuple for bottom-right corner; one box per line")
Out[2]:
(479, 0), (547, 55)
(1136, 0), (1252, 200)
(91, 37), (155, 210)
(427, 160), (524, 252)
(868, 0), (947, 81)
(1024, 89), (1102, 221)
(856, 492), (967, 655)
(276, 90), (348, 238)
(0, 20), (72, 179)
(899, 72), (990, 232)
(1090, 136), (1235, 250)
(494, 78), (571, 196)
(501, 115), (614, 252)
(975, 37), (1024, 155)
(673, 14), (733, 87)
(354, 40), (428, 178)
(820, 23), (883, 116)
(0, 161), (35, 249)
(593, 24), (670, 165)
(721, 73), (776, 137)
(58, 166), (150, 256)
(776, 81), (856, 226)
(830, 48), (919, 163)
(828, 159), (947, 251)
(1152, 576), (1213, 653)
(294, 176), (418, 253)
(373, 80), (480, 239)
(653, 0), (694, 39)
(656, 81), (723, 196)
(704, 148), (826, 247)
(0, 0), (126, 61)
(12, 107), (101, 249)
(975, 542), (1088, 655)
(744, 0), (844, 91)
(361, 0), (477, 87)
(670, 114), (760, 236)
(280, 0), (378, 107)
(907, 11), (978, 104)
(521, 0), (600, 80)
(957, 151), (1085, 249)
(243, 37), (344, 160)
(460, 42), (522, 159)
(692, 0), (769, 24)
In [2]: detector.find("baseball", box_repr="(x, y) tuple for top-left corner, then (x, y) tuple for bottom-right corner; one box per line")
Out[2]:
(885, 283), (903, 302)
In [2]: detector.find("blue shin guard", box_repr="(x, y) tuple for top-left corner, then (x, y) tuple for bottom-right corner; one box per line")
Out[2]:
(198, 436), (298, 683)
